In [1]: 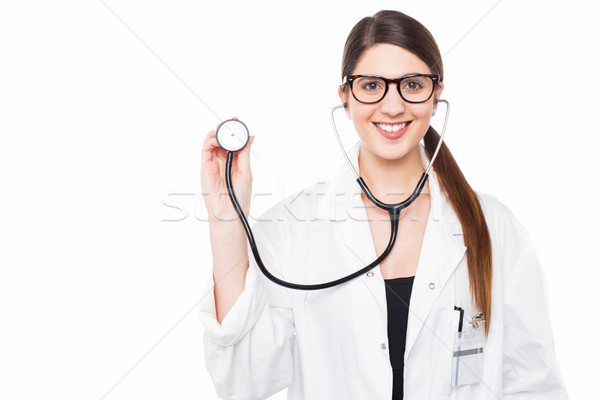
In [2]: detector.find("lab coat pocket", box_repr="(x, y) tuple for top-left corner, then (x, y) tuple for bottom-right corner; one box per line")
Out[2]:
(437, 387), (474, 400)
(451, 328), (485, 388)
(433, 308), (462, 398)
(453, 384), (472, 399)
(440, 384), (472, 400)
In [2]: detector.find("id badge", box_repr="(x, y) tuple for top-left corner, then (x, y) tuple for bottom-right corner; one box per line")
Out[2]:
(451, 324), (484, 387)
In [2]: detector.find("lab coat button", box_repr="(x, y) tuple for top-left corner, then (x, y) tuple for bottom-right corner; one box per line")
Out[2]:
(366, 272), (374, 277)
(381, 343), (387, 350)
(429, 282), (436, 290)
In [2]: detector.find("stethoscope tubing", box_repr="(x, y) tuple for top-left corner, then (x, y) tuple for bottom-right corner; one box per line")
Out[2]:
(223, 100), (448, 290)
(225, 151), (413, 290)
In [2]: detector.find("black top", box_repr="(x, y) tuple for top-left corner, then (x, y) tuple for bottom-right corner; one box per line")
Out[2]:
(384, 276), (415, 400)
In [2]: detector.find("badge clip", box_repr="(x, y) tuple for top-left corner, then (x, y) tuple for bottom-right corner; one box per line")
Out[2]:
(469, 312), (485, 330)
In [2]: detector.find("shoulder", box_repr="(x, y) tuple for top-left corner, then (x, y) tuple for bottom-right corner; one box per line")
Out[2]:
(476, 191), (530, 241)
(476, 191), (540, 278)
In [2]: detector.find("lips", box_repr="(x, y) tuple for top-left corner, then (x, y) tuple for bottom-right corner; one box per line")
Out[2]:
(373, 121), (412, 140)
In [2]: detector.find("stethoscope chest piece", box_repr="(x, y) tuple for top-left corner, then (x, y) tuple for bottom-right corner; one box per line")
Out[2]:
(216, 119), (249, 152)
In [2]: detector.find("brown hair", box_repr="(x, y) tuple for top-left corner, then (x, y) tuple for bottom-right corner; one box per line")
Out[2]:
(342, 10), (493, 336)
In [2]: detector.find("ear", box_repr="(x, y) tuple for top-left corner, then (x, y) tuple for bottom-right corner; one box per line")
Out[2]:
(432, 81), (445, 115)
(338, 85), (351, 118)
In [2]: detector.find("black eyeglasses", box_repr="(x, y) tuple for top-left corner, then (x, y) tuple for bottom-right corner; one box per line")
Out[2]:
(344, 73), (440, 104)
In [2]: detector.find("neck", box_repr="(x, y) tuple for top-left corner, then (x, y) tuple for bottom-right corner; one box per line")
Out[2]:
(358, 144), (429, 205)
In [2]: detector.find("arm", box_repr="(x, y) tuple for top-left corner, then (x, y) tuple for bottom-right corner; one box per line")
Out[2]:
(199, 219), (295, 399)
(199, 136), (295, 399)
(201, 128), (255, 324)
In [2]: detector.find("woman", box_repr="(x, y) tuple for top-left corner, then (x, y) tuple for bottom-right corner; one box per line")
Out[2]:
(199, 10), (567, 400)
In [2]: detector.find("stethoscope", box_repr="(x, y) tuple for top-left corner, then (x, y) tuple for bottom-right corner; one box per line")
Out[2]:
(215, 100), (450, 290)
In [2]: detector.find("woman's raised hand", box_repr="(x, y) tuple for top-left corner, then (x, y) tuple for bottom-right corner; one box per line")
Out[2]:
(201, 122), (255, 223)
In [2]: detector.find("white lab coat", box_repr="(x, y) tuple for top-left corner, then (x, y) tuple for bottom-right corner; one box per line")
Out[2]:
(199, 144), (567, 400)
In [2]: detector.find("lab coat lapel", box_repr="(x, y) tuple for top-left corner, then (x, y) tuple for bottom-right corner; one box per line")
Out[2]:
(315, 144), (387, 315)
(404, 149), (467, 357)
(336, 180), (388, 317)
(315, 143), (467, 340)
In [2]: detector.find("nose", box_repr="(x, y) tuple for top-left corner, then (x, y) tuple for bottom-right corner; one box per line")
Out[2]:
(379, 83), (406, 115)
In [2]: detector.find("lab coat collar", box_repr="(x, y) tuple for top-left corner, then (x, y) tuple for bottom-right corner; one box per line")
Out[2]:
(314, 141), (466, 357)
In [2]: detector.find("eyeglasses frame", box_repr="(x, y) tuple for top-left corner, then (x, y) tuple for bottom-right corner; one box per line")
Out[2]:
(343, 73), (441, 104)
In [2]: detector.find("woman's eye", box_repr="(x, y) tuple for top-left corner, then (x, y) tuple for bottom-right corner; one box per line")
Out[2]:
(403, 80), (424, 92)
(361, 80), (384, 91)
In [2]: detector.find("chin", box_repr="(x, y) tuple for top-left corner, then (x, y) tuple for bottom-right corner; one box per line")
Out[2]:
(366, 141), (412, 161)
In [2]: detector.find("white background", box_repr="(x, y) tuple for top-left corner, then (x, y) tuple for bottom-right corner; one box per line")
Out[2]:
(1, 0), (598, 399)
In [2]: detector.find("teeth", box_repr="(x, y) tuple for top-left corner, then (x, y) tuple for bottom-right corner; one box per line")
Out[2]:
(376, 122), (407, 132)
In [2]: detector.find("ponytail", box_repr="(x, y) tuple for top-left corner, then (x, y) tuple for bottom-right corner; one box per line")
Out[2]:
(424, 127), (493, 336)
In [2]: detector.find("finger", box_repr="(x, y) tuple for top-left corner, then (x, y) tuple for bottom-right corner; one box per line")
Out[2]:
(202, 132), (223, 163)
(205, 129), (216, 139)
(202, 130), (216, 149)
(202, 139), (220, 158)
(203, 130), (223, 149)
(237, 135), (254, 175)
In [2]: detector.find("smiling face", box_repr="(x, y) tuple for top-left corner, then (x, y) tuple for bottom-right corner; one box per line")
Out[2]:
(338, 43), (443, 162)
